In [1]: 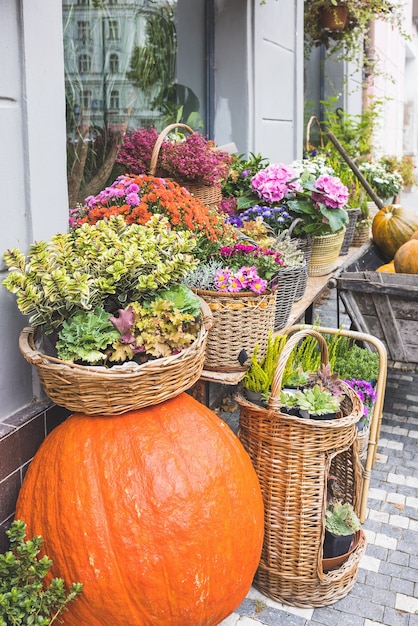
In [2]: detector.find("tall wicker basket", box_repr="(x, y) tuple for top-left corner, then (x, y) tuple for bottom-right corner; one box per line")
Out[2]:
(149, 123), (222, 210)
(237, 328), (365, 607)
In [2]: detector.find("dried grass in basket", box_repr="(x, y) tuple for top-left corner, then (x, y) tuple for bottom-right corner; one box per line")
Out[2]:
(236, 328), (365, 607)
(149, 123), (222, 210)
(195, 288), (277, 372)
(19, 299), (213, 416)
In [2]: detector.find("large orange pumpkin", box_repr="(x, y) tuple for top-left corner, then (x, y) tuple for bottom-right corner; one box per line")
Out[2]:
(372, 205), (418, 259)
(16, 393), (264, 626)
(394, 239), (418, 274)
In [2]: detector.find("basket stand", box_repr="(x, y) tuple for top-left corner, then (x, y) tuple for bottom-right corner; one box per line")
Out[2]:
(237, 328), (365, 608)
(287, 324), (388, 523)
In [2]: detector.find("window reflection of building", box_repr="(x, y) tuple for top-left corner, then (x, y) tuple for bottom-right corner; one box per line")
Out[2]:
(107, 19), (119, 41)
(78, 53), (91, 74)
(110, 90), (119, 110)
(77, 20), (90, 42)
(109, 53), (119, 74)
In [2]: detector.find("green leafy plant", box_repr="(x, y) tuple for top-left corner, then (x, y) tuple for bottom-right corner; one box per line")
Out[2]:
(2, 215), (198, 335)
(334, 344), (379, 381)
(0, 520), (82, 625)
(304, 0), (407, 66)
(55, 286), (201, 365)
(282, 367), (309, 388)
(325, 500), (361, 536)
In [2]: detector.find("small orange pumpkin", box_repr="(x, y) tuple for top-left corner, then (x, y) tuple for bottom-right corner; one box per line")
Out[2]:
(372, 205), (418, 259)
(376, 261), (396, 273)
(16, 393), (264, 626)
(394, 239), (418, 274)
(410, 230), (418, 240)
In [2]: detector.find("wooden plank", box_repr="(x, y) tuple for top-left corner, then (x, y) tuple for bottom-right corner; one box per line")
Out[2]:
(336, 273), (418, 299)
(371, 293), (407, 361)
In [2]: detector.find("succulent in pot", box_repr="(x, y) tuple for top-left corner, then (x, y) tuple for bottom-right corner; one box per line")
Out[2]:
(293, 384), (342, 420)
(324, 499), (361, 560)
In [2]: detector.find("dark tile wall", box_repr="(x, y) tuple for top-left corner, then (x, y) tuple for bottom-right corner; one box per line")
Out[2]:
(0, 401), (70, 552)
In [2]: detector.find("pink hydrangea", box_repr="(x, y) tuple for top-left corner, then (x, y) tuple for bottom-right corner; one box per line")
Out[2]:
(251, 163), (301, 204)
(311, 174), (349, 209)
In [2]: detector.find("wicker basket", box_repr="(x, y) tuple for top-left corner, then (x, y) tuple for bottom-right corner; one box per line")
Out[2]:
(149, 123), (222, 210)
(352, 222), (371, 247)
(340, 208), (361, 255)
(273, 263), (306, 330)
(309, 229), (346, 277)
(195, 289), (277, 372)
(294, 234), (313, 301)
(357, 423), (370, 460)
(237, 328), (365, 607)
(19, 300), (213, 416)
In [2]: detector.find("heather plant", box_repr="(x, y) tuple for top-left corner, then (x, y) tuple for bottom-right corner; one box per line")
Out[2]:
(116, 126), (160, 175)
(116, 127), (232, 186)
(160, 132), (232, 185)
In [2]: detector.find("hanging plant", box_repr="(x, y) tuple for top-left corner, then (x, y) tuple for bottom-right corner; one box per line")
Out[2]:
(304, 0), (407, 63)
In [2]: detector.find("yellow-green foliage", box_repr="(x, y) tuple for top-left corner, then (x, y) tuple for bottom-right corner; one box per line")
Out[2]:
(243, 332), (287, 394)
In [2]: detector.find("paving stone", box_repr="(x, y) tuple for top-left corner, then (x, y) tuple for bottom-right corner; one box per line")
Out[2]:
(389, 577), (415, 595)
(382, 607), (411, 626)
(255, 607), (306, 626)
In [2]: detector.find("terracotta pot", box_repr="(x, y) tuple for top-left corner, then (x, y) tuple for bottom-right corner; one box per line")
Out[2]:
(322, 529), (362, 572)
(319, 5), (349, 30)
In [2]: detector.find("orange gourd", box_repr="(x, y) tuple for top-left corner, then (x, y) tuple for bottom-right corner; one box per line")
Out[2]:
(410, 230), (418, 240)
(394, 239), (418, 274)
(372, 205), (418, 259)
(16, 393), (264, 626)
(376, 261), (396, 273)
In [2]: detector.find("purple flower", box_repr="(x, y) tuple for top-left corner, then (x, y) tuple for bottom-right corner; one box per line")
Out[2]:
(125, 192), (140, 206)
(311, 174), (349, 209)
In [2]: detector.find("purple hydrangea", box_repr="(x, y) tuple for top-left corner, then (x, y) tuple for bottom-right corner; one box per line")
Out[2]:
(251, 163), (302, 204)
(311, 174), (349, 209)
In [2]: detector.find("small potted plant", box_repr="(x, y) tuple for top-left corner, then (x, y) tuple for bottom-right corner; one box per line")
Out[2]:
(0, 520), (82, 625)
(324, 499), (361, 561)
(304, 0), (406, 64)
(240, 332), (288, 406)
(293, 384), (342, 420)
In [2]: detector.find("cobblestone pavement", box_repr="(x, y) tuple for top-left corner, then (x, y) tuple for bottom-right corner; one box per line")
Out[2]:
(218, 291), (418, 626)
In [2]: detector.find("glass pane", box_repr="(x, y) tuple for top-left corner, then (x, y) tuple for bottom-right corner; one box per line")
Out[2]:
(62, 0), (206, 206)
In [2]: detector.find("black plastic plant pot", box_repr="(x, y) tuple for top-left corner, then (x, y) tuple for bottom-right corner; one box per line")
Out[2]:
(281, 406), (301, 417)
(323, 529), (354, 559)
(304, 411), (339, 421)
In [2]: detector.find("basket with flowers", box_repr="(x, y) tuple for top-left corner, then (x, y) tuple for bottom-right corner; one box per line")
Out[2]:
(184, 242), (284, 372)
(3, 215), (213, 414)
(117, 123), (232, 209)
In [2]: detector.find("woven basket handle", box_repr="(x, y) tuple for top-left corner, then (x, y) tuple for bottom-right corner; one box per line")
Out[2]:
(197, 297), (214, 331)
(305, 115), (324, 152)
(267, 328), (329, 412)
(149, 123), (194, 176)
(286, 217), (304, 238)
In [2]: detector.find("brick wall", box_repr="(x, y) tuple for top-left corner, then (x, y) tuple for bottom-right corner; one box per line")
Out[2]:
(0, 402), (70, 551)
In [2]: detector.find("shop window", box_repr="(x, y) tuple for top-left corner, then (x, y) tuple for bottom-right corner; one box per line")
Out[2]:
(63, 0), (209, 207)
